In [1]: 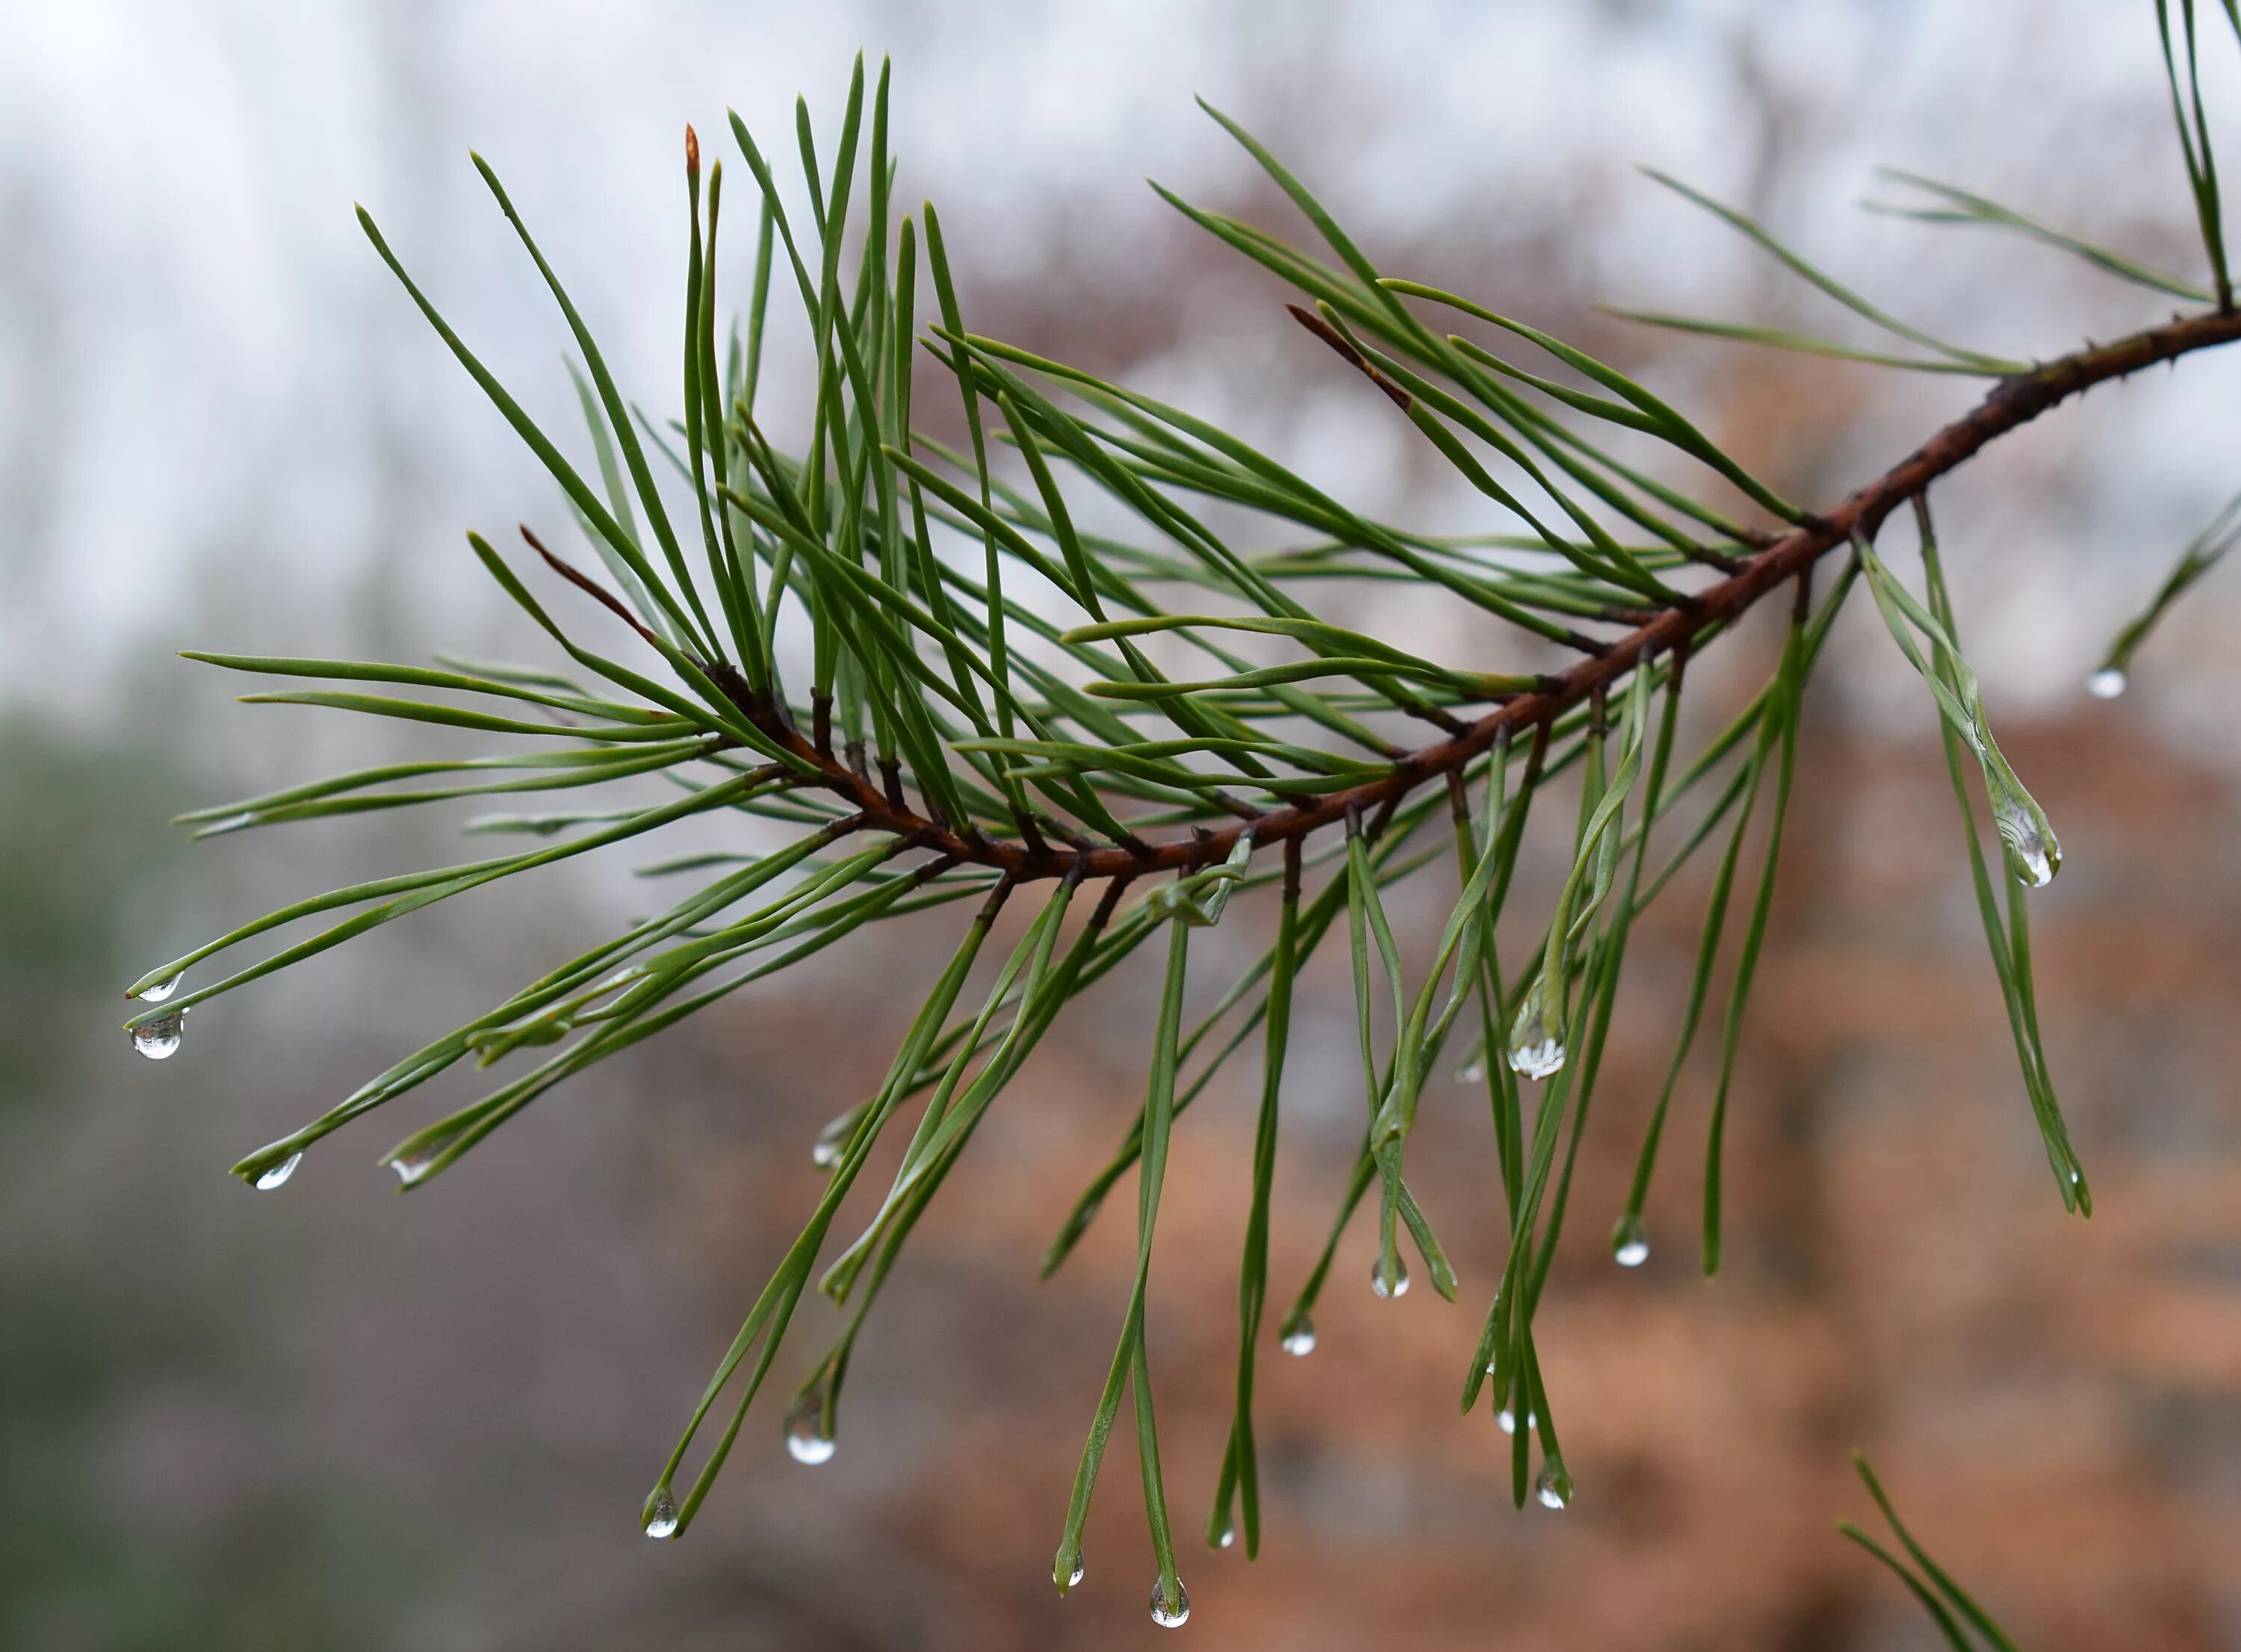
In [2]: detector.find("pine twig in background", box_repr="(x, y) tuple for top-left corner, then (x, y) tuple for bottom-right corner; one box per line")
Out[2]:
(2089, 486), (2241, 697)
(1839, 1452), (2022, 1652)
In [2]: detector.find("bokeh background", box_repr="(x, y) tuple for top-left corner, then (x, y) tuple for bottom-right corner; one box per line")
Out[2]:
(5, 1), (2240, 1647)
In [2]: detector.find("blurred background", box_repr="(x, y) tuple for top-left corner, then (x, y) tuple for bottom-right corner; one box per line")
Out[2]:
(4, 1), (2240, 1647)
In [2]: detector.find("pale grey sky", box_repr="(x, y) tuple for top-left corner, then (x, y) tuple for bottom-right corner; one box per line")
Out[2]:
(4, 0), (2237, 742)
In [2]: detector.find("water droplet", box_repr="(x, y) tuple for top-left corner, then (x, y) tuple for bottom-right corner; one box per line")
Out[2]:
(810, 1114), (854, 1170)
(1535, 1462), (1572, 1510)
(1218, 1524), (1236, 1550)
(1508, 1029), (1564, 1081)
(2018, 850), (2053, 887)
(2086, 667), (2127, 700)
(391, 1149), (438, 1187)
(1454, 1058), (1485, 1085)
(130, 1010), (185, 1060)
(1064, 1553), (1086, 1589)
(785, 1388), (836, 1465)
(1279, 1314), (1316, 1357)
(1497, 1407), (1538, 1435)
(199, 813), (254, 837)
(1149, 1576), (1191, 1629)
(2009, 825), (2054, 887)
(137, 972), (182, 1003)
(255, 1152), (303, 1191)
(1991, 785), (2059, 889)
(644, 1488), (679, 1538)
(1506, 987), (1566, 1081)
(1611, 1213), (1649, 1268)
(1370, 1254), (1411, 1299)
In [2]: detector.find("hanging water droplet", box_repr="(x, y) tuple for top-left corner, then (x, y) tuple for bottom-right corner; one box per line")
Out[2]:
(2009, 823), (2054, 888)
(1370, 1253), (1411, 1299)
(1218, 1524), (1236, 1550)
(643, 1488), (680, 1538)
(1611, 1213), (1650, 1268)
(1990, 783), (2059, 889)
(136, 972), (182, 1003)
(130, 1010), (185, 1061)
(1497, 1407), (1538, 1435)
(810, 1111), (855, 1170)
(784, 1388), (836, 1465)
(1506, 984), (1565, 1081)
(1064, 1553), (1086, 1589)
(2086, 666), (2127, 700)
(1279, 1314), (1316, 1357)
(1535, 1462), (1572, 1510)
(1148, 1576), (1191, 1629)
(391, 1149), (438, 1187)
(1508, 1027), (1563, 1080)
(254, 1152), (303, 1191)
(1454, 1058), (1485, 1085)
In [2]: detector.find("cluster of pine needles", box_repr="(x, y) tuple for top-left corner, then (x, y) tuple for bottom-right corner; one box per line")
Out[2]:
(125, 4), (2241, 1632)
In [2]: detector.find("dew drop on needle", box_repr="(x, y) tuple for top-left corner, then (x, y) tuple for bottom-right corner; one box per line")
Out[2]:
(785, 1388), (836, 1465)
(1611, 1213), (1649, 1267)
(1149, 1577), (1190, 1628)
(131, 1010), (185, 1061)
(1506, 1011), (1564, 1081)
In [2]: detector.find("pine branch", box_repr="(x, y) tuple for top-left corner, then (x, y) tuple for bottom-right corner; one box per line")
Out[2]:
(678, 308), (2241, 886)
(127, 30), (2241, 1623)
